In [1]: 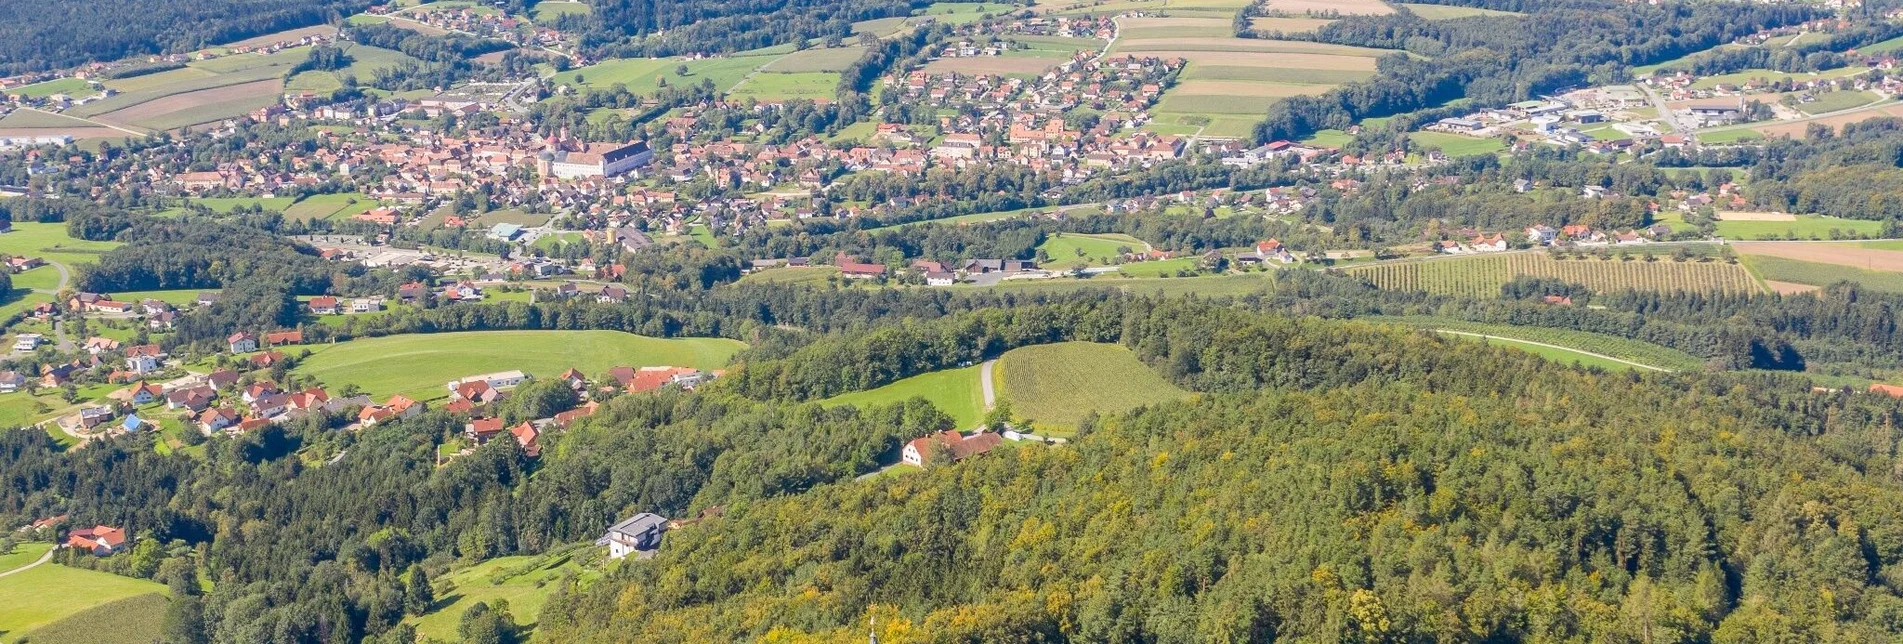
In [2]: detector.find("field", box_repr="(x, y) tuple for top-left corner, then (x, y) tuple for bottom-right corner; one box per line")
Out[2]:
(0, 564), (167, 641)
(1347, 252), (1761, 296)
(1248, 17), (1333, 33)
(474, 209), (553, 227)
(1267, 0), (1394, 14)
(920, 2), (1016, 24)
(995, 342), (1188, 435)
(735, 266), (841, 285)
(292, 330), (746, 401)
(0, 542), (52, 573)
(757, 46), (867, 73)
(1689, 66), (1868, 91)
(1734, 242), (1903, 270)
(69, 47), (311, 131)
(0, 109), (129, 141)
(2, 77), (91, 99)
(1394, 3), (1520, 19)
(0, 222), (123, 269)
(286, 44), (421, 94)
(1037, 232), (1147, 267)
(531, 0), (591, 20)
(408, 550), (598, 641)
(728, 71), (841, 101)
(1690, 214), (1884, 240)
(1752, 102), (1903, 139)
(1408, 131), (1505, 156)
(10, 593), (168, 644)
(1796, 90), (1880, 116)
(1742, 255), (1903, 293)
(554, 55), (772, 95)
(282, 193), (374, 221)
(821, 365), (986, 428)
(1364, 316), (1705, 372)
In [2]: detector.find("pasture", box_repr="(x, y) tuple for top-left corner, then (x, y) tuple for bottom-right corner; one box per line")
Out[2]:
(554, 55), (770, 94)
(1347, 252), (1761, 296)
(0, 564), (167, 641)
(728, 72), (841, 101)
(0, 222), (122, 269)
(1703, 214), (1883, 240)
(1795, 90), (1880, 115)
(0, 109), (127, 141)
(920, 2), (1016, 24)
(1037, 232), (1147, 267)
(291, 330), (746, 401)
(1408, 131), (1505, 156)
(821, 365), (987, 428)
(408, 551), (599, 642)
(0, 542), (51, 573)
(3, 77), (91, 99)
(996, 342), (1188, 435)
(757, 46), (867, 73)
(531, 0), (591, 20)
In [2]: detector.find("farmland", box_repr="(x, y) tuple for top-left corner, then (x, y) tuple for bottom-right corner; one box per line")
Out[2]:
(1118, 23), (1385, 138)
(554, 55), (772, 95)
(1795, 90), (1881, 115)
(757, 46), (868, 73)
(1693, 214), (1885, 240)
(0, 564), (167, 642)
(1363, 315), (1705, 372)
(995, 341), (1189, 435)
(9, 593), (168, 644)
(291, 330), (746, 401)
(1408, 131), (1506, 156)
(408, 549), (600, 641)
(0, 542), (51, 572)
(63, 46), (314, 131)
(1743, 255), (1903, 293)
(821, 364), (987, 428)
(281, 192), (375, 221)
(728, 71), (841, 101)
(1036, 232), (1147, 267)
(734, 266), (841, 286)
(1346, 252), (1761, 296)
(1734, 241), (1903, 271)
(0, 222), (123, 269)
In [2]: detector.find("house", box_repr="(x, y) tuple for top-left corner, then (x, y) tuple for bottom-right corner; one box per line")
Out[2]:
(596, 513), (668, 559)
(1470, 234), (1508, 252)
(596, 284), (628, 303)
(834, 252), (888, 279)
(198, 407), (239, 434)
(206, 369), (240, 390)
(250, 392), (292, 418)
(5, 255), (43, 272)
(350, 297), (384, 314)
(83, 337), (122, 354)
(166, 386), (216, 411)
(65, 525), (127, 556)
(195, 292), (220, 307)
(124, 344), (166, 373)
(925, 271), (956, 286)
(265, 330), (303, 346)
(1525, 225), (1558, 245)
(451, 379), (501, 404)
(900, 430), (1004, 467)
(622, 366), (705, 393)
(250, 351), (285, 368)
(397, 282), (430, 304)
(120, 381), (164, 405)
(120, 413), (150, 433)
(227, 332), (258, 353)
(358, 395), (422, 426)
(466, 416), (507, 442)
(510, 422), (541, 457)
(308, 296), (340, 315)
(0, 371), (25, 393)
(12, 333), (42, 352)
(554, 401), (599, 427)
(543, 141), (654, 179)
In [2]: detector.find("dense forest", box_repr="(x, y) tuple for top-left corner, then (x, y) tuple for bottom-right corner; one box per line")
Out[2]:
(0, 0), (366, 74)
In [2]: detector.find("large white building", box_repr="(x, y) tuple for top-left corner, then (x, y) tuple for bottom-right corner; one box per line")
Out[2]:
(543, 141), (653, 179)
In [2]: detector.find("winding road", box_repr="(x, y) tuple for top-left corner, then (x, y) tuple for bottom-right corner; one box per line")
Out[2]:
(0, 546), (55, 579)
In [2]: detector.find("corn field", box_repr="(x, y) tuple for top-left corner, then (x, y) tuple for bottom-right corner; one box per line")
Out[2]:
(1346, 253), (1761, 297)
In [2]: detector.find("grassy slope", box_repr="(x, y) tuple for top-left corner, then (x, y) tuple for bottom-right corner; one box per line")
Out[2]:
(409, 551), (597, 641)
(1361, 315), (1705, 371)
(1742, 255), (1903, 293)
(292, 330), (746, 401)
(0, 222), (122, 269)
(996, 342), (1187, 435)
(14, 592), (167, 644)
(0, 564), (166, 639)
(821, 365), (986, 428)
(1037, 232), (1146, 267)
(0, 543), (52, 573)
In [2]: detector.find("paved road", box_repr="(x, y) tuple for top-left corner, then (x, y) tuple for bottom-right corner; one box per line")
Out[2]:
(980, 359), (998, 409)
(1435, 330), (1670, 372)
(0, 546), (54, 579)
(1638, 83), (1692, 135)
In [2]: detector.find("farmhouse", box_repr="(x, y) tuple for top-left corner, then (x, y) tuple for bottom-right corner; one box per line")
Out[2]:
(228, 332), (258, 353)
(597, 513), (668, 559)
(308, 296), (340, 315)
(901, 430), (1004, 467)
(834, 252), (888, 279)
(66, 525), (127, 555)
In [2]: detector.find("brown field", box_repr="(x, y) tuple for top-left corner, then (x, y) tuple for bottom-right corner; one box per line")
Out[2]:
(922, 56), (1063, 76)
(1115, 38), (1388, 57)
(93, 79), (283, 130)
(1715, 211), (1796, 222)
(1249, 17), (1335, 32)
(1734, 242), (1903, 271)
(0, 126), (126, 139)
(1754, 104), (1903, 138)
(220, 25), (337, 50)
(1171, 80), (1329, 97)
(1766, 280), (1821, 294)
(1269, 0), (1394, 15)
(1127, 50), (1378, 70)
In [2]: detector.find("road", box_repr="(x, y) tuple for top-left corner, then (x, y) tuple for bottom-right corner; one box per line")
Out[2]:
(0, 546), (55, 579)
(1435, 330), (1671, 372)
(980, 359), (998, 410)
(1638, 83), (1692, 134)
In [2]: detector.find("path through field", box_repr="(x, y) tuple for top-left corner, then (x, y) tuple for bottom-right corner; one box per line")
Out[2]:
(0, 546), (54, 578)
(980, 358), (998, 410)
(1436, 330), (1671, 372)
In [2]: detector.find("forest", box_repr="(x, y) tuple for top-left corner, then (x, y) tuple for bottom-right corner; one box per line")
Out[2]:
(0, 0), (368, 74)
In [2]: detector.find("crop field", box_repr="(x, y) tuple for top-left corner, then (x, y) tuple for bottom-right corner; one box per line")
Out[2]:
(1364, 315), (1705, 371)
(996, 342), (1188, 435)
(12, 592), (167, 644)
(728, 71), (841, 101)
(821, 364), (986, 428)
(1408, 131), (1505, 156)
(73, 49), (307, 130)
(1038, 232), (1147, 267)
(408, 550), (599, 642)
(851, 16), (913, 38)
(1743, 255), (1903, 293)
(758, 46), (867, 73)
(101, 80), (285, 130)
(1394, 3), (1521, 19)
(217, 25), (338, 51)
(1796, 90), (1880, 115)
(1753, 103), (1903, 139)
(1268, 0), (1394, 14)
(0, 564), (167, 639)
(1347, 252), (1761, 296)
(0, 109), (127, 140)
(1248, 16), (1334, 33)
(1120, 17), (1236, 40)
(1735, 242), (1903, 271)
(292, 330), (745, 401)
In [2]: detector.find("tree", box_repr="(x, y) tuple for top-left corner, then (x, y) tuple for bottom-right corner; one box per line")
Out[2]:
(162, 594), (209, 644)
(458, 600), (517, 644)
(406, 566), (435, 616)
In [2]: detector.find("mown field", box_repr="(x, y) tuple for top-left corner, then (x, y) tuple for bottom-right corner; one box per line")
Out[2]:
(0, 564), (167, 642)
(554, 55), (772, 95)
(995, 341), (1188, 435)
(0, 542), (52, 573)
(1347, 252), (1761, 296)
(292, 330), (746, 401)
(1363, 315), (1706, 372)
(0, 222), (122, 269)
(1690, 213), (1884, 240)
(1409, 131), (1505, 156)
(820, 364), (987, 428)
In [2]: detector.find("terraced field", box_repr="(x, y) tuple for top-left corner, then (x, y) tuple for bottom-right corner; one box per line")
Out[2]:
(1347, 252), (1761, 296)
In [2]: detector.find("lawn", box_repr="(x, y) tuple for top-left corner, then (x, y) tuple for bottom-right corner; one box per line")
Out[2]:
(11, 266), (59, 291)
(408, 550), (599, 642)
(0, 564), (166, 641)
(995, 342), (1188, 435)
(0, 542), (52, 573)
(292, 330), (746, 401)
(688, 224), (718, 248)
(1712, 214), (1883, 240)
(0, 222), (121, 270)
(11, 592), (167, 644)
(1409, 131), (1505, 156)
(821, 365), (986, 428)
(1037, 232), (1146, 267)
